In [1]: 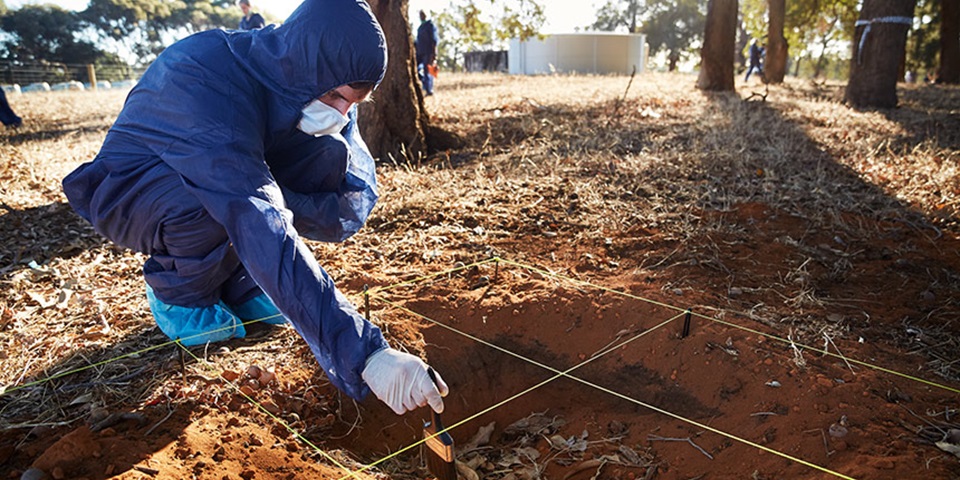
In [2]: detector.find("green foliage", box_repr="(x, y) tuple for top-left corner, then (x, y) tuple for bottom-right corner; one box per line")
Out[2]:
(434, 3), (492, 69)
(494, 0), (546, 43)
(739, 0), (860, 79)
(641, 0), (705, 69)
(905, 0), (940, 78)
(0, 5), (101, 64)
(591, 0), (643, 33)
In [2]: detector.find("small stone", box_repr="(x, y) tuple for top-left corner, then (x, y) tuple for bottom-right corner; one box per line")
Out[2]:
(221, 370), (240, 382)
(258, 369), (276, 387)
(873, 458), (895, 470)
(50, 468), (64, 480)
(728, 287), (743, 298)
(828, 423), (848, 438)
(246, 365), (262, 379)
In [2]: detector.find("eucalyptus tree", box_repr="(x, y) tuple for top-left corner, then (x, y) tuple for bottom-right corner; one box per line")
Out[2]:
(642, 0), (705, 71)
(697, 0), (738, 91)
(0, 4), (101, 64)
(939, 0), (959, 83)
(845, 0), (917, 108)
(592, 0), (644, 33)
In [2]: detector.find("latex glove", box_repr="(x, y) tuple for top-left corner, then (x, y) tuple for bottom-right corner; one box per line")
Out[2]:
(361, 348), (449, 415)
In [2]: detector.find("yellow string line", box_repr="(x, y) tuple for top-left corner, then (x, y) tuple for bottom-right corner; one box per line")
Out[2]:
(174, 340), (365, 479)
(1, 312), (284, 396)
(1, 255), (950, 478)
(372, 298), (856, 480)
(337, 305), (685, 480)
(497, 257), (960, 395)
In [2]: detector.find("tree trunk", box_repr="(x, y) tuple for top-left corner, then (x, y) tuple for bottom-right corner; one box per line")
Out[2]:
(938, 0), (960, 84)
(359, 0), (428, 162)
(697, 0), (738, 91)
(766, 0), (787, 83)
(845, 0), (917, 108)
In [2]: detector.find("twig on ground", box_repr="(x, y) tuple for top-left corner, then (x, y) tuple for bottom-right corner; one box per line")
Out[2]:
(822, 332), (856, 375)
(143, 405), (176, 436)
(647, 435), (713, 459)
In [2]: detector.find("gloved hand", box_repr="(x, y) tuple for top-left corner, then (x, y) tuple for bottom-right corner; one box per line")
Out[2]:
(361, 348), (449, 415)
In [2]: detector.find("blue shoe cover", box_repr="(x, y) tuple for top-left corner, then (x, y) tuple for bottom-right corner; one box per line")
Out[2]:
(229, 293), (288, 325)
(146, 285), (246, 346)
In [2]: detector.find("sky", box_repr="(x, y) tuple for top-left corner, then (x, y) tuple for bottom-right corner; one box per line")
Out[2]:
(5, 0), (601, 34)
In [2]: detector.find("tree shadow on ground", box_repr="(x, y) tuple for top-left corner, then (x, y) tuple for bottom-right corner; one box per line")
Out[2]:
(0, 125), (112, 147)
(380, 81), (960, 349)
(0, 321), (320, 478)
(0, 201), (107, 276)
(882, 84), (960, 150)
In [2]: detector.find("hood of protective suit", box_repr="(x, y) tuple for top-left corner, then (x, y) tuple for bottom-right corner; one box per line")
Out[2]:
(229, 0), (387, 118)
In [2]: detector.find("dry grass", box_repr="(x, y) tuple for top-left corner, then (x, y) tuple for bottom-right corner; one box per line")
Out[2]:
(1, 71), (958, 432)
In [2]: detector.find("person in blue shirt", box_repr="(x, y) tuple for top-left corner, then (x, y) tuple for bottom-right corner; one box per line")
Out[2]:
(0, 88), (22, 128)
(62, 0), (447, 416)
(415, 10), (439, 96)
(237, 0), (266, 30)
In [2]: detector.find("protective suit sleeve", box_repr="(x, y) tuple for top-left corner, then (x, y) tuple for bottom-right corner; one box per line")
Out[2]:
(275, 107), (379, 243)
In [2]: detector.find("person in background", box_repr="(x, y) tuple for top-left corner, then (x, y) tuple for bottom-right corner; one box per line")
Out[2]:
(237, 0), (266, 30)
(415, 10), (439, 96)
(744, 40), (765, 83)
(61, 0), (447, 416)
(0, 88), (22, 128)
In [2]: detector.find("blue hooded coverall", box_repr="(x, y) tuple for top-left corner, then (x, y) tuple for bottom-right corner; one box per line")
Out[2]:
(0, 88), (21, 127)
(61, 0), (389, 401)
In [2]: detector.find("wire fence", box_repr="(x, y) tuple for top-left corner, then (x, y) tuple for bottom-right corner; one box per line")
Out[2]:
(0, 61), (149, 93)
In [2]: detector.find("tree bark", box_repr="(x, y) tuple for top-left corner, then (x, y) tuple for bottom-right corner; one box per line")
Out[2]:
(697, 0), (738, 91)
(845, 0), (917, 108)
(359, 0), (428, 162)
(765, 0), (787, 83)
(938, 0), (960, 84)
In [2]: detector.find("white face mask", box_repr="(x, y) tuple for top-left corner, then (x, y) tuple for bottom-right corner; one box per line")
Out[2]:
(298, 99), (349, 137)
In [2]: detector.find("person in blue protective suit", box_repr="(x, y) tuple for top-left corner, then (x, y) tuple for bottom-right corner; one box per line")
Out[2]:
(744, 40), (765, 83)
(62, 0), (448, 416)
(0, 88), (22, 128)
(415, 10), (439, 96)
(237, 0), (266, 30)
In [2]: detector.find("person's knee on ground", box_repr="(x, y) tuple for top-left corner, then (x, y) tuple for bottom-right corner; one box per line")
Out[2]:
(146, 283), (247, 346)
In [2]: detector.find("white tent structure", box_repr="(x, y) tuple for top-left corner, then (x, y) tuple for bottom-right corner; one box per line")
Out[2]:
(508, 32), (648, 75)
